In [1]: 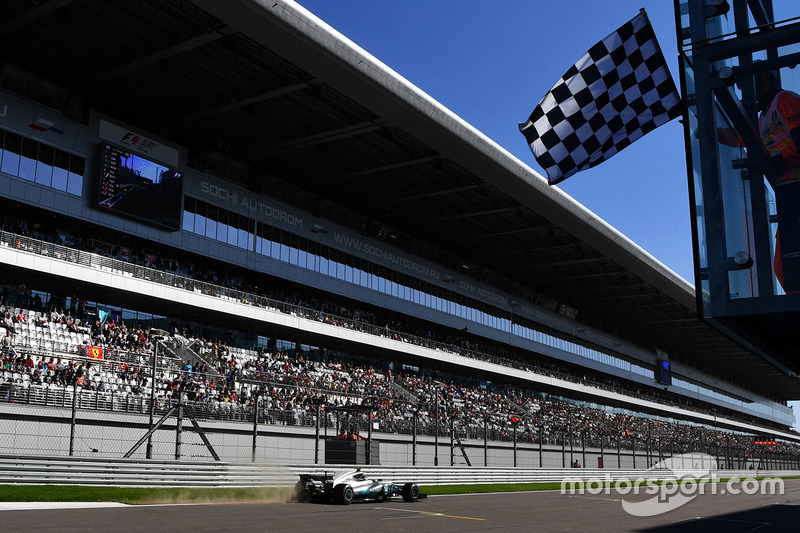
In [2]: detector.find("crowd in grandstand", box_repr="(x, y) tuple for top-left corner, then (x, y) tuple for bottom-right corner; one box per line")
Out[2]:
(2, 298), (799, 462)
(2, 208), (799, 463)
(0, 212), (781, 429)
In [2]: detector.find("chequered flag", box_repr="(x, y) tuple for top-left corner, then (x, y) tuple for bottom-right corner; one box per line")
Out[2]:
(519, 10), (681, 185)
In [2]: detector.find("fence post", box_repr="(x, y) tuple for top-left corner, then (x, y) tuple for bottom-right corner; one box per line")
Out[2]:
(412, 408), (417, 466)
(366, 409), (372, 466)
(175, 395), (183, 460)
(581, 432), (586, 469)
(69, 382), (79, 456)
(252, 394), (260, 463)
(147, 343), (158, 459)
(538, 427), (543, 468)
(600, 437), (604, 469)
(434, 394), (439, 467)
(483, 414), (488, 467)
(512, 422), (517, 468)
(569, 418), (574, 466)
(449, 416), (454, 467)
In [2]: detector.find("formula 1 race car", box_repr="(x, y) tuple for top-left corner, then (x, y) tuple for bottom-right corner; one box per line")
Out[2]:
(296, 469), (425, 505)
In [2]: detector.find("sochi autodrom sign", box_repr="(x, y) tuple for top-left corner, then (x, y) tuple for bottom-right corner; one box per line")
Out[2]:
(560, 453), (784, 517)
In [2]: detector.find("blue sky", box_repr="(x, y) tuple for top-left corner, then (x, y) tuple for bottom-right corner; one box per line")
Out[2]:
(294, 1), (799, 427)
(295, 0), (692, 280)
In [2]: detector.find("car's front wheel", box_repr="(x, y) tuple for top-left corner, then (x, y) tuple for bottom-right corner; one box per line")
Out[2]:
(402, 483), (420, 502)
(333, 483), (354, 505)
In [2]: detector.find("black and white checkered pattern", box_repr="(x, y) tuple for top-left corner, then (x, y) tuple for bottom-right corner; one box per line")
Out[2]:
(519, 10), (681, 185)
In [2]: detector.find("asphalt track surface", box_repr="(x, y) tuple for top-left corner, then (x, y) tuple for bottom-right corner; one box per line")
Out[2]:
(2, 480), (799, 532)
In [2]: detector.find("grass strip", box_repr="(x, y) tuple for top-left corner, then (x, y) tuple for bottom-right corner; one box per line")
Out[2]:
(0, 485), (292, 504)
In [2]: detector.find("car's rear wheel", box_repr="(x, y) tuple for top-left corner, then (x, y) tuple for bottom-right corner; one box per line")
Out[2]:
(294, 481), (310, 502)
(402, 483), (420, 502)
(333, 483), (354, 505)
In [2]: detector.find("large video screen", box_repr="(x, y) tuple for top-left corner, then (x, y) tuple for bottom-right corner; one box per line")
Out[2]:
(98, 144), (183, 230)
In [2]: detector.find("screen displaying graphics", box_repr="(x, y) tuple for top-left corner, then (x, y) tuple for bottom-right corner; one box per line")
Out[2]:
(656, 359), (672, 386)
(98, 144), (183, 230)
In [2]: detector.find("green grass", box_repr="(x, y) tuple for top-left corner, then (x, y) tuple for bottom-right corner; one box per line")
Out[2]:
(0, 485), (292, 504)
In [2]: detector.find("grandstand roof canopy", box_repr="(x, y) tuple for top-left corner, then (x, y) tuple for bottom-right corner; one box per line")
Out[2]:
(1, 0), (798, 399)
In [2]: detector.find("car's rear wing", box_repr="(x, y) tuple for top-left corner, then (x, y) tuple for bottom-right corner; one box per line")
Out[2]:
(298, 472), (334, 483)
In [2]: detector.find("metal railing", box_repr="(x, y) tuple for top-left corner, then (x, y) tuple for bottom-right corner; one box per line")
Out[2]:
(1, 454), (797, 487)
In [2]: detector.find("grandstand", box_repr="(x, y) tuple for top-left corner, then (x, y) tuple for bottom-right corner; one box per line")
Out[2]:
(0, 0), (798, 467)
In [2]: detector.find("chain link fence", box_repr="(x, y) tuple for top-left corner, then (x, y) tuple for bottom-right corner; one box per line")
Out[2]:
(4, 385), (799, 471)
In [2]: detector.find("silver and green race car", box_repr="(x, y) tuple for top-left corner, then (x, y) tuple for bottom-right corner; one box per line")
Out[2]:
(296, 469), (424, 505)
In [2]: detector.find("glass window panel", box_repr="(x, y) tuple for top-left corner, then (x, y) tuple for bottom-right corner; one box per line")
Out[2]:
(18, 137), (37, 180)
(183, 196), (196, 214)
(35, 144), (54, 186)
(224, 213), (235, 244)
(217, 222), (228, 243)
(66, 172), (83, 196)
(319, 257), (328, 275)
(247, 233), (254, 251)
(280, 244), (289, 262)
(194, 214), (206, 235)
(205, 218), (217, 239)
(51, 166), (68, 191)
(69, 152), (85, 176)
(289, 246), (298, 265)
(1, 132), (21, 176)
(53, 148), (69, 170)
(238, 228), (249, 249)
(255, 236), (264, 255)
(182, 211), (195, 232)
